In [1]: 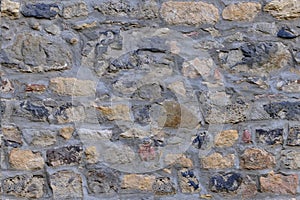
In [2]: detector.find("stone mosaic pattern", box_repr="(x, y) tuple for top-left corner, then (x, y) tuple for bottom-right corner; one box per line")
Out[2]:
(1, 0), (300, 199)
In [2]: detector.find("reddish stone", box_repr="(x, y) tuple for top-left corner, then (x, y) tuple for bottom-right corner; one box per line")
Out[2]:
(242, 129), (252, 143)
(138, 140), (156, 161)
(240, 148), (275, 170)
(25, 84), (46, 92)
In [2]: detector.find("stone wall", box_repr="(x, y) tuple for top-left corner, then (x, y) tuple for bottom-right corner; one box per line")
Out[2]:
(1, 0), (300, 199)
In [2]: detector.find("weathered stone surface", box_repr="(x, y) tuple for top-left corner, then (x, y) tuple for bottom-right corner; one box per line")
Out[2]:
(178, 169), (200, 193)
(25, 84), (46, 93)
(1, 33), (71, 72)
(20, 101), (49, 121)
(85, 146), (99, 164)
(165, 154), (193, 168)
(256, 128), (283, 145)
(2, 125), (22, 147)
(239, 175), (258, 199)
(86, 167), (120, 194)
(22, 129), (56, 146)
(264, 0), (300, 20)
(260, 172), (298, 195)
(277, 27), (297, 39)
(95, 104), (131, 121)
(209, 172), (242, 192)
(0, 77), (14, 93)
(50, 77), (96, 96)
(160, 1), (219, 25)
(122, 174), (155, 191)
(63, 2), (88, 19)
(21, 3), (59, 19)
(45, 24), (60, 35)
(242, 130), (252, 143)
(73, 21), (97, 30)
(201, 153), (234, 169)
(9, 148), (44, 170)
(152, 177), (176, 195)
(104, 144), (135, 165)
(287, 126), (300, 146)
(3, 175), (45, 198)
(182, 57), (214, 79)
(59, 126), (74, 140)
(50, 171), (83, 199)
(263, 102), (300, 120)
(215, 130), (238, 147)
(138, 140), (156, 161)
(55, 104), (86, 123)
(222, 2), (261, 21)
(46, 145), (83, 167)
(280, 80), (300, 92)
(281, 150), (300, 169)
(1, 0), (20, 19)
(240, 148), (275, 170)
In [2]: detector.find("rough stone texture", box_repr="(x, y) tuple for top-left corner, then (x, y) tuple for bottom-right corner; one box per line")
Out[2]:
(21, 3), (59, 19)
(256, 128), (283, 145)
(160, 1), (219, 25)
(164, 154), (193, 168)
(260, 172), (298, 195)
(240, 148), (275, 170)
(287, 126), (300, 146)
(2, 125), (22, 147)
(50, 171), (83, 199)
(22, 129), (57, 146)
(1, 0), (20, 19)
(281, 150), (300, 169)
(209, 172), (242, 193)
(178, 169), (200, 193)
(95, 104), (131, 121)
(63, 2), (88, 19)
(122, 174), (155, 191)
(263, 102), (300, 120)
(222, 2), (261, 21)
(9, 148), (44, 170)
(59, 126), (74, 140)
(201, 153), (234, 169)
(264, 0), (300, 20)
(25, 84), (46, 93)
(46, 145), (83, 167)
(3, 175), (45, 198)
(152, 177), (176, 195)
(215, 130), (239, 147)
(50, 77), (96, 96)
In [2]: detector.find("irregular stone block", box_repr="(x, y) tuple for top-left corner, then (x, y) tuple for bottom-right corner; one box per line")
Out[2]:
(9, 148), (44, 170)
(209, 172), (242, 192)
(3, 174), (45, 198)
(84, 146), (99, 164)
(25, 84), (46, 93)
(260, 172), (298, 195)
(63, 2), (88, 19)
(50, 171), (83, 199)
(21, 3), (59, 19)
(59, 126), (74, 140)
(256, 128), (283, 145)
(281, 150), (300, 169)
(54, 104), (86, 124)
(277, 27), (297, 39)
(122, 174), (155, 191)
(201, 153), (234, 169)
(46, 145), (83, 167)
(160, 1), (219, 25)
(287, 126), (300, 146)
(1, 0), (20, 19)
(222, 2), (261, 21)
(263, 102), (300, 120)
(20, 101), (49, 120)
(264, 0), (300, 20)
(178, 169), (200, 193)
(86, 167), (120, 194)
(22, 129), (57, 146)
(152, 177), (176, 195)
(164, 154), (193, 168)
(240, 148), (275, 170)
(2, 125), (22, 147)
(215, 130), (238, 147)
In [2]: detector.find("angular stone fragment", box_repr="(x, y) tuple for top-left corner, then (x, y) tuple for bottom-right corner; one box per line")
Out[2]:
(21, 3), (59, 19)
(84, 146), (99, 164)
(22, 129), (57, 146)
(1, 0), (20, 19)
(20, 101), (49, 121)
(95, 104), (131, 121)
(63, 2), (88, 19)
(240, 148), (275, 170)
(264, 0), (300, 20)
(46, 145), (83, 167)
(165, 154), (193, 168)
(222, 2), (261, 21)
(86, 167), (120, 194)
(9, 148), (44, 170)
(50, 171), (83, 199)
(160, 1), (219, 25)
(178, 169), (200, 193)
(209, 172), (242, 192)
(55, 105), (86, 124)
(256, 128), (283, 145)
(215, 130), (238, 147)
(281, 150), (300, 169)
(59, 126), (74, 140)
(202, 153), (234, 169)
(287, 126), (300, 146)
(50, 77), (96, 96)
(263, 101), (300, 120)
(3, 175), (45, 198)
(2, 125), (22, 147)
(153, 177), (176, 195)
(122, 174), (155, 191)
(260, 172), (298, 195)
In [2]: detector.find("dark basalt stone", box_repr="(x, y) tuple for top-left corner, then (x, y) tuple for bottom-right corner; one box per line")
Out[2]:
(277, 28), (297, 39)
(210, 172), (242, 192)
(20, 101), (49, 119)
(21, 3), (59, 19)
(256, 128), (283, 145)
(263, 102), (300, 120)
(46, 145), (83, 167)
